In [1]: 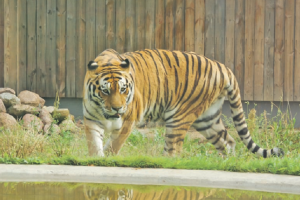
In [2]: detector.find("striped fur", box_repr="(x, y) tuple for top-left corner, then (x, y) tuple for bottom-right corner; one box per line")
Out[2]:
(83, 49), (284, 158)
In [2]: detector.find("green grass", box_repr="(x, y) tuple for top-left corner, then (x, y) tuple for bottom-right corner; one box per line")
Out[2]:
(0, 104), (299, 175)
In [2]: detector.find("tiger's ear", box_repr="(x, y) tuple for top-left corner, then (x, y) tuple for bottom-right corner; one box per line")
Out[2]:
(87, 61), (98, 70)
(120, 59), (130, 68)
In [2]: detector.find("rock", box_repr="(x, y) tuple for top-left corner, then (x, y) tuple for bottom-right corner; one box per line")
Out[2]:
(8, 104), (40, 118)
(0, 99), (6, 113)
(0, 88), (15, 95)
(39, 107), (53, 125)
(44, 123), (61, 135)
(22, 114), (44, 132)
(39, 97), (46, 107)
(0, 113), (17, 128)
(18, 90), (45, 107)
(59, 119), (79, 133)
(0, 93), (21, 108)
(52, 108), (70, 122)
(43, 106), (55, 114)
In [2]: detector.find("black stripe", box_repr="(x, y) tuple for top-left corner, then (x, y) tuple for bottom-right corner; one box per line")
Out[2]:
(271, 149), (274, 155)
(172, 51), (180, 67)
(212, 135), (221, 145)
(263, 149), (267, 158)
(236, 120), (246, 127)
(196, 125), (212, 132)
(224, 130), (227, 140)
(230, 101), (240, 108)
(162, 51), (172, 68)
(238, 128), (248, 136)
(194, 110), (221, 124)
(244, 134), (251, 140)
(247, 139), (253, 149)
(206, 135), (215, 140)
(233, 112), (244, 121)
(252, 145), (260, 153)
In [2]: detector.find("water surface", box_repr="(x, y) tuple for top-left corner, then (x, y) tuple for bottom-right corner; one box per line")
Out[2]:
(0, 182), (299, 200)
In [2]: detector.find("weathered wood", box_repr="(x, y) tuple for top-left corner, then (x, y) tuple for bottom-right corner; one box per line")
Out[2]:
(244, 0), (255, 100)
(45, 0), (57, 97)
(96, 0), (105, 54)
(135, 0), (145, 50)
(254, 0), (265, 101)
(0, 0), (3, 87)
(214, 0), (225, 63)
(284, 0), (294, 101)
(76, 0), (86, 98)
(86, 0), (96, 60)
(56, 0), (66, 97)
(165, 0), (174, 50)
(263, 0), (275, 101)
(106, 0), (116, 49)
(36, 0), (47, 97)
(154, 0), (164, 49)
(66, 0), (75, 97)
(19, 0), (27, 93)
(125, 0), (135, 52)
(234, 0), (245, 98)
(194, 0), (205, 55)
(145, 0), (155, 49)
(205, 0), (214, 59)
(295, 0), (300, 101)
(4, 0), (18, 91)
(273, 0), (284, 101)
(175, 0), (184, 51)
(225, 0), (235, 72)
(185, 0), (195, 52)
(116, 0), (125, 53)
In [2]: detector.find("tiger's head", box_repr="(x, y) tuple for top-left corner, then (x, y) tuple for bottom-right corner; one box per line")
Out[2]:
(84, 49), (134, 120)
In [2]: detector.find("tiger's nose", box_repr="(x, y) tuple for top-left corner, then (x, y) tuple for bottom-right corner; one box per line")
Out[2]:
(112, 107), (122, 112)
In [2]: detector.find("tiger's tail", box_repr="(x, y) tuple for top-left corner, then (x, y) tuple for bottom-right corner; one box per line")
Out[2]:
(226, 74), (284, 158)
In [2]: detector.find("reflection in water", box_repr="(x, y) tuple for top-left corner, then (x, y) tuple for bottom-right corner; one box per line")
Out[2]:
(0, 182), (299, 200)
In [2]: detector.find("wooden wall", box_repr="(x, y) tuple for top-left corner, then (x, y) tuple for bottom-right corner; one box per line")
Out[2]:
(0, 0), (299, 101)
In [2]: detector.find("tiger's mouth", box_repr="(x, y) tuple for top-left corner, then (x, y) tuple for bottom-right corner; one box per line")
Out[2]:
(108, 113), (121, 118)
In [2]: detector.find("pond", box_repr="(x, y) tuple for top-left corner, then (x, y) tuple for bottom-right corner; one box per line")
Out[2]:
(0, 182), (299, 200)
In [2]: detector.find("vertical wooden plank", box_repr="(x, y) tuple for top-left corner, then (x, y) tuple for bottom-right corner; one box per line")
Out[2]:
(136, 0), (145, 50)
(175, 0), (184, 51)
(155, 0), (164, 49)
(283, 0), (295, 101)
(244, 0), (255, 100)
(46, 0), (57, 97)
(116, 0), (125, 53)
(295, 0), (300, 101)
(205, 0), (214, 59)
(274, 0), (284, 101)
(18, 0), (27, 93)
(234, 0), (245, 98)
(264, 0), (275, 101)
(76, 0), (86, 98)
(66, 0), (75, 97)
(195, 0), (205, 55)
(284, 0), (294, 101)
(254, 0), (265, 101)
(145, 0), (155, 49)
(57, 0), (66, 97)
(214, 0), (225, 63)
(106, 0), (116, 49)
(225, 0), (235, 71)
(4, 0), (17, 91)
(96, 0), (105, 54)
(0, 0), (3, 87)
(185, 0), (195, 52)
(86, 0), (96, 60)
(125, 0), (135, 52)
(36, 0), (47, 97)
(165, 0), (174, 50)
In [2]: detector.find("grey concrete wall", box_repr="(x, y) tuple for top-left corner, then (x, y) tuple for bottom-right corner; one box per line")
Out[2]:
(44, 98), (300, 128)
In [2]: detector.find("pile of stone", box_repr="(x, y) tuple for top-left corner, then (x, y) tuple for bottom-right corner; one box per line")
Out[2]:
(0, 88), (79, 134)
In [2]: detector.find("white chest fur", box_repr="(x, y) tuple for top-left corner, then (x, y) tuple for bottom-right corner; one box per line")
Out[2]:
(101, 118), (123, 133)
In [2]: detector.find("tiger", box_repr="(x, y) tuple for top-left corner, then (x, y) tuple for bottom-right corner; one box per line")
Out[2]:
(83, 49), (284, 158)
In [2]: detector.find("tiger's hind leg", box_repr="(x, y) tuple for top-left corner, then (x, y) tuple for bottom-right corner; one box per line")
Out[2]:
(163, 127), (189, 156)
(193, 117), (236, 155)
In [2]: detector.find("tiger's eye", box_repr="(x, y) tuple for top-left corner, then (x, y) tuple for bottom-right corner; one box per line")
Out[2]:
(121, 88), (126, 92)
(103, 89), (109, 94)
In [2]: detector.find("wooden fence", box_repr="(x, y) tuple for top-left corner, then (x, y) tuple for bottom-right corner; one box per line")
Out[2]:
(0, 0), (299, 101)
